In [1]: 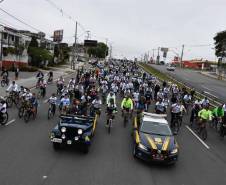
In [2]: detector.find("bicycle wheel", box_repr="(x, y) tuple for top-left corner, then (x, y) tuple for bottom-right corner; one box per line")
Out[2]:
(201, 128), (207, 140)
(108, 119), (112, 134)
(0, 112), (8, 125)
(18, 107), (24, 118)
(123, 116), (127, 128)
(6, 97), (13, 108)
(48, 108), (53, 120)
(24, 111), (30, 123)
(1, 80), (5, 87)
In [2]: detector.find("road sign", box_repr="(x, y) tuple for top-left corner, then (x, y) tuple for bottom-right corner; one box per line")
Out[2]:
(53, 30), (63, 42)
(84, 40), (98, 47)
(161, 47), (169, 52)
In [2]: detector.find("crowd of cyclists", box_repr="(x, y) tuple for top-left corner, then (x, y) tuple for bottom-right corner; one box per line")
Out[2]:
(0, 61), (226, 139)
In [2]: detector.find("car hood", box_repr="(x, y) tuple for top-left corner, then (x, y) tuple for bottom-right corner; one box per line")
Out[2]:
(60, 123), (92, 130)
(140, 132), (175, 152)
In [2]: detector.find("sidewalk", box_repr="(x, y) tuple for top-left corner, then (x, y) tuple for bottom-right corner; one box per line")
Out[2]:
(200, 71), (226, 81)
(0, 62), (84, 96)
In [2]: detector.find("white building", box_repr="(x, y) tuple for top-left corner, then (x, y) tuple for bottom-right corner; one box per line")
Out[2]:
(0, 25), (31, 69)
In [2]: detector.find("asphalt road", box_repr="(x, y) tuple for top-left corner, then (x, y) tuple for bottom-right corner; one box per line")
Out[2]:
(1, 72), (226, 185)
(150, 64), (226, 102)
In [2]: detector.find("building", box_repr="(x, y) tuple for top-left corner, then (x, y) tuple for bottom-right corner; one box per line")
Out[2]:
(0, 25), (31, 69)
(171, 58), (217, 70)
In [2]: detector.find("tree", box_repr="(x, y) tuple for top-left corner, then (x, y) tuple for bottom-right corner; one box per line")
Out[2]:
(87, 42), (108, 58)
(28, 37), (53, 67)
(214, 31), (226, 70)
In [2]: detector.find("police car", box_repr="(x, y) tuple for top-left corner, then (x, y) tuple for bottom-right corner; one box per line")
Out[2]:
(132, 112), (179, 164)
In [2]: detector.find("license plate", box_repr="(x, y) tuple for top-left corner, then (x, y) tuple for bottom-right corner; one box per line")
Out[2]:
(51, 138), (62, 143)
(67, 140), (72, 145)
(153, 155), (164, 160)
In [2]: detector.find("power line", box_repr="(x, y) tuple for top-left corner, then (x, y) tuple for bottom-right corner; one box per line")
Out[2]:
(0, 7), (52, 37)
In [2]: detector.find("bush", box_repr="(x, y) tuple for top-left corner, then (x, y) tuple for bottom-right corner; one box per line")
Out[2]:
(19, 66), (38, 72)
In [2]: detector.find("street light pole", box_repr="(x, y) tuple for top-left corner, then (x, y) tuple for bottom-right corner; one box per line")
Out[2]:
(180, 44), (184, 68)
(72, 21), (78, 70)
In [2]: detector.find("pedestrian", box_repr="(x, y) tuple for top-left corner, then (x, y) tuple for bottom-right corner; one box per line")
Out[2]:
(15, 66), (19, 80)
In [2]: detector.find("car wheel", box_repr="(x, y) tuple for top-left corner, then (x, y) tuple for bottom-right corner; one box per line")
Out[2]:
(82, 145), (89, 154)
(53, 143), (61, 150)
(1, 112), (8, 125)
(133, 145), (137, 158)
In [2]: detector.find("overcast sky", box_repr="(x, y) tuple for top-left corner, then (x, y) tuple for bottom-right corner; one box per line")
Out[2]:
(0, 0), (226, 61)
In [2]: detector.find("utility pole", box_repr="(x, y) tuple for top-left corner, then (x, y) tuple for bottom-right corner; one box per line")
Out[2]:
(157, 47), (160, 64)
(72, 21), (78, 70)
(104, 38), (108, 62)
(180, 44), (184, 68)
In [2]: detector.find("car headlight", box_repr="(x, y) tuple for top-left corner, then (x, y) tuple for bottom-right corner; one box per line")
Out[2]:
(171, 148), (178, 154)
(50, 133), (55, 139)
(61, 127), (66, 133)
(138, 143), (148, 151)
(61, 134), (66, 139)
(78, 129), (83, 135)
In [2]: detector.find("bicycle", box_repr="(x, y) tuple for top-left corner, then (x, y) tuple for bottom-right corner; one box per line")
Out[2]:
(37, 87), (45, 99)
(24, 106), (36, 123)
(5, 91), (19, 108)
(48, 103), (56, 120)
(106, 111), (117, 134)
(1, 76), (9, 87)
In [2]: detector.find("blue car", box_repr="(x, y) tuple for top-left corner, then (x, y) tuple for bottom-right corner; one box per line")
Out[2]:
(50, 114), (97, 153)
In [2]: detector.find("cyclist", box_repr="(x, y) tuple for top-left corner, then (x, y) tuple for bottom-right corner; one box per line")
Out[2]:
(47, 71), (53, 83)
(200, 97), (209, 108)
(48, 93), (57, 116)
(121, 95), (133, 115)
(170, 100), (186, 128)
(60, 94), (70, 114)
(1, 67), (9, 82)
(212, 104), (224, 128)
(198, 105), (212, 133)
(6, 81), (19, 93)
(190, 100), (201, 126)
(30, 93), (38, 114)
(56, 76), (64, 94)
(90, 96), (102, 116)
(39, 78), (47, 97)
(36, 70), (44, 84)
(106, 92), (116, 105)
(155, 98), (167, 114)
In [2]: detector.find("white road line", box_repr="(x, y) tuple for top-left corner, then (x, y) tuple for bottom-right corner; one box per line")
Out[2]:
(185, 125), (210, 150)
(5, 119), (16, 126)
(43, 99), (48, 104)
(201, 85), (213, 92)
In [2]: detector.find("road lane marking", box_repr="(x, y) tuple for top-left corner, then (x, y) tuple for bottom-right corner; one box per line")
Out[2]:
(201, 85), (213, 92)
(186, 126), (210, 150)
(5, 119), (16, 126)
(43, 99), (48, 103)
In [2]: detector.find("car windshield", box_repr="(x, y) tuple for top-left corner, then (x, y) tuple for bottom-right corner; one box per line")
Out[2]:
(60, 117), (92, 125)
(140, 121), (172, 136)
